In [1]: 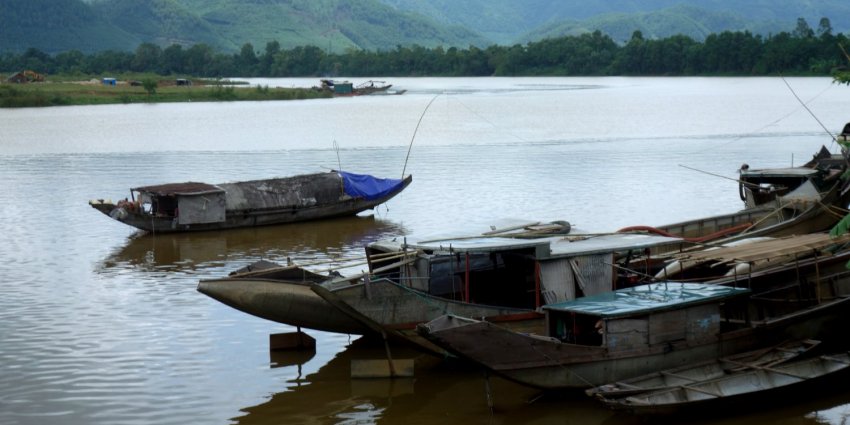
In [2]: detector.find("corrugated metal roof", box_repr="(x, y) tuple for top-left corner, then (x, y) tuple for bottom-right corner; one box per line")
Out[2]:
(543, 282), (749, 317)
(385, 233), (684, 258)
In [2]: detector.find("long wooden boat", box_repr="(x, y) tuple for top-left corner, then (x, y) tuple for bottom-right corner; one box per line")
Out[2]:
(585, 339), (821, 399)
(90, 170), (412, 233)
(592, 351), (850, 417)
(416, 269), (850, 390)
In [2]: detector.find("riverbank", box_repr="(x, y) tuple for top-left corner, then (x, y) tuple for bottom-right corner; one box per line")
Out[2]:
(0, 77), (331, 107)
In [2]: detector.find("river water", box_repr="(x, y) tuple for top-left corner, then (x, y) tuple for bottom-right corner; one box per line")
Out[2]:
(1, 77), (849, 425)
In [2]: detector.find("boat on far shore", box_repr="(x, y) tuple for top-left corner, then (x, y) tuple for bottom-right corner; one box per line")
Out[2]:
(90, 170), (412, 233)
(317, 79), (402, 96)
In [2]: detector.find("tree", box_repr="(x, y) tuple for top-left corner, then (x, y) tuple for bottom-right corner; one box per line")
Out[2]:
(142, 78), (157, 96)
(132, 43), (162, 73)
(793, 18), (814, 39)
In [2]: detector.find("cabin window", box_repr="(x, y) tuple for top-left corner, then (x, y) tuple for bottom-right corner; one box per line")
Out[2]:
(549, 312), (604, 346)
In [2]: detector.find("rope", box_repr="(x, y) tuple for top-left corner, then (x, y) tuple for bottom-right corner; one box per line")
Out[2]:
(617, 222), (753, 243)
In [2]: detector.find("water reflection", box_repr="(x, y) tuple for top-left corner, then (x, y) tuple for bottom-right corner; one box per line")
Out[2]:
(235, 338), (627, 425)
(96, 216), (407, 274)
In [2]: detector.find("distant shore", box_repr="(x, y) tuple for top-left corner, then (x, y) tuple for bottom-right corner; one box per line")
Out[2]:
(0, 76), (331, 107)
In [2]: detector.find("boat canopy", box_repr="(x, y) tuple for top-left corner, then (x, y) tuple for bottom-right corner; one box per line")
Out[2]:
(132, 182), (224, 196)
(338, 171), (407, 201)
(543, 282), (750, 318)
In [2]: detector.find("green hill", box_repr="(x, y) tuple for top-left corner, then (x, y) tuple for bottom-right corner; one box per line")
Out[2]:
(2, 0), (848, 55)
(0, 0), (140, 54)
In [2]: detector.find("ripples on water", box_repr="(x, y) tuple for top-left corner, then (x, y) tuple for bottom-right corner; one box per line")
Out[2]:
(1, 77), (849, 425)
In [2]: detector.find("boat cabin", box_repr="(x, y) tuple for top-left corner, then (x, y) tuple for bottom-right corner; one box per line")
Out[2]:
(738, 146), (846, 208)
(365, 220), (689, 310)
(544, 283), (750, 349)
(131, 182), (226, 225)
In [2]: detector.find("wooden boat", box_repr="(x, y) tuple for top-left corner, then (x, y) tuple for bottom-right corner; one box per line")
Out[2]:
(585, 339), (821, 399)
(622, 146), (850, 253)
(197, 219), (584, 335)
(416, 268), (850, 390)
(591, 350), (850, 417)
(89, 170), (412, 233)
(318, 79), (396, 96)
(313, 231), (850, 350)
(312, 231), (697, 352)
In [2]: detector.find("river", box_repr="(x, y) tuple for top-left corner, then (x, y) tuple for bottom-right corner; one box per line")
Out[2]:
(1, 77), (849, 425)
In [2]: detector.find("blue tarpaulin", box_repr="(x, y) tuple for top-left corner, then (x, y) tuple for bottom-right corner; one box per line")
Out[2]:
(338, 171), (405, 201)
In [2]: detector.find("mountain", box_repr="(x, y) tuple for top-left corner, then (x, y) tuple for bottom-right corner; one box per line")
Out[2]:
(1, 0), (848, 55)
(380, 0), (850, 43)
(0, 0), (140, 54)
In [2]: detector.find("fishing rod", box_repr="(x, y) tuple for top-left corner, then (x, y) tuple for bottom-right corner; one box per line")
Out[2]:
(779, 73), (836, 142)
(401, 93), (441, 179)
(678, 164), (764, 188)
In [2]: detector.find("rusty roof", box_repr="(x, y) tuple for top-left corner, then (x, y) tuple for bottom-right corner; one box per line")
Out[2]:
(132, 182), (223, 196)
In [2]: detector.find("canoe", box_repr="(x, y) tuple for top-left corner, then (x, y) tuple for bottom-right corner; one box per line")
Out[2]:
(593, 351), (850, 417)
(90, 170), (412, 233)
(585, 338), (821, 399)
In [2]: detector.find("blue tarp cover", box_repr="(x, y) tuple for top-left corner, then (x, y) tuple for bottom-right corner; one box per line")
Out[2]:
(339, 171), (405, 201)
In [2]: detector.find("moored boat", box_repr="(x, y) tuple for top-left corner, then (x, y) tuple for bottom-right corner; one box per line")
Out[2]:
(416, 267), (850, 390)
(591, 350), (850, 417)
(90, 170), (412, 233)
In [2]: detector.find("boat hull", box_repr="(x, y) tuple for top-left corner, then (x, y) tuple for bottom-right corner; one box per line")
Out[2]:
(197, 277), (369, 334)
(313, 279), (543, 353)
(601, 352), (850, 417)
(91, 174), (412, 233)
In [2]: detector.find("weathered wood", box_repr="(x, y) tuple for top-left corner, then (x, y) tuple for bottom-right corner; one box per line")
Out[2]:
(270, 331), (316, 351)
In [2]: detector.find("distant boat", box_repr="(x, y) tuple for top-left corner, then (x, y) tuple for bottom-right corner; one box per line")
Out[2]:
(318, 79), (399, 96)
(590, 347), (850, 417)
(90, 170), (412, 233)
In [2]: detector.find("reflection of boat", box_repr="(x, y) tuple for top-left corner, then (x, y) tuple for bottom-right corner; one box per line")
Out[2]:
(89, 171), (412, 233)
(593, 350), (850, 417)
(98, 216), (406, 273)
(233, 337), (617, 425)
(417, 269), (850, 390)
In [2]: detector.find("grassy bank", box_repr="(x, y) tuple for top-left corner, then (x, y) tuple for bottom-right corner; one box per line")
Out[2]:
(0, 78), (331, 107)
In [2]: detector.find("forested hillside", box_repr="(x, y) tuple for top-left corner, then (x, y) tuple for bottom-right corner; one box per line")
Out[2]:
(0, 0), (140, 53)
(1, 0), (849, 55)
(381, 0), (850, 42)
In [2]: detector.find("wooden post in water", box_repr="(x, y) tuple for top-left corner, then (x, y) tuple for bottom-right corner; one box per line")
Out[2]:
(269, 326), (316, 351)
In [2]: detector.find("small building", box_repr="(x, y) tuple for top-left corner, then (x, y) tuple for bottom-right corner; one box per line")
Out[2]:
(102, 78), (117, 86)
(6, 70), (45, 84)
(176, 79), (192, 86)
(332, 81), (353, 94)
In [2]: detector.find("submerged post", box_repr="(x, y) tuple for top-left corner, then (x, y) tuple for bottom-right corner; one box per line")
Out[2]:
(269, 327), (316, 351)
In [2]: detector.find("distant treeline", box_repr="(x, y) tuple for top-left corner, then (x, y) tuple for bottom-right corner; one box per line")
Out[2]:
(2, 18), (849, 78)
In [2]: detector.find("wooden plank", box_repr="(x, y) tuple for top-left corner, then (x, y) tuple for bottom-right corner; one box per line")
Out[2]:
(269, 331), (316, 351)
